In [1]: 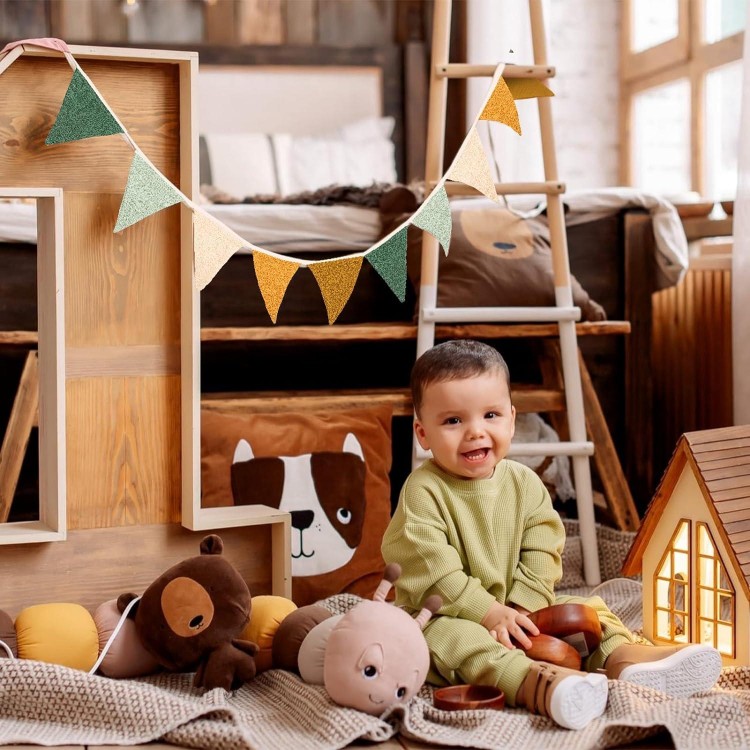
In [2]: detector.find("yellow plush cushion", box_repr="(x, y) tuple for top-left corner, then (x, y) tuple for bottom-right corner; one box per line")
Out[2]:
(241, 595), (297, 649)
(15, 603), (99, 671)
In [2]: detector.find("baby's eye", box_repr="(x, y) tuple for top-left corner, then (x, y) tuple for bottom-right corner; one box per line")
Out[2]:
(395, 686), (407, 699)
(362, 665), (378, 680)
(336, 508), (352, 524)
(485, 411), (498, 419)
(443, 417), (461, 425)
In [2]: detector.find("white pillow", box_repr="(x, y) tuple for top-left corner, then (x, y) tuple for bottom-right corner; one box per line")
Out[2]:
(202, 117), (397, 198)
(202, 133), (279, 197)
(274, 116), (397, 196)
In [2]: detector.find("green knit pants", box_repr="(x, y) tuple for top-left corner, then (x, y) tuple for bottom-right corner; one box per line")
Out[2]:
(423, 594), (636, 706)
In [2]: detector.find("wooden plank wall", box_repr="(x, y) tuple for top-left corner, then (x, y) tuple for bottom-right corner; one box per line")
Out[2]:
(1, 0), (429, 47)
(0, 56), (182, 529)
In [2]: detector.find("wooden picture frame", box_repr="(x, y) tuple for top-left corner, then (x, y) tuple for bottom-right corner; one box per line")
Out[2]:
(0, 187), (65, 544)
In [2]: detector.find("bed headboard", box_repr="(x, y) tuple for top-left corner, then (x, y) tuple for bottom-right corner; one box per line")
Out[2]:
(194, 44), (411, 183)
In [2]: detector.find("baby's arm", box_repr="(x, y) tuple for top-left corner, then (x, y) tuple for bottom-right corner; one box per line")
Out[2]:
(381, 479), (496, 624)
(507, 474), (565, 613)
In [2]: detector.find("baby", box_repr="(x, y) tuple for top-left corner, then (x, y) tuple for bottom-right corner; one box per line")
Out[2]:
(382, 339), (721, 730)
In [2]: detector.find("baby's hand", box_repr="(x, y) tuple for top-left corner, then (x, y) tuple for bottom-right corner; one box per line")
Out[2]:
(480, 602), (539, 650)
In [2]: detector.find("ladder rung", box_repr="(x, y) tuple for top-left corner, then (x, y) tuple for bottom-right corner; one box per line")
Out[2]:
(509, 442), (594, 457)
(415, 442), (594, 462)
(442, 180), (565, 196)
(422, 307), (581, 324)
(436, 63), (555, 79)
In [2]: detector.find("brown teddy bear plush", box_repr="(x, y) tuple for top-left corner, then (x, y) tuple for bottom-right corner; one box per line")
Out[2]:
(117, 534), (258, 691)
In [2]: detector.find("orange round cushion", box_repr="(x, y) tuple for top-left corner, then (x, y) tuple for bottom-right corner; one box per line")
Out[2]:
(241, 595), (297, 649)
(93, 599), (160, 678)
(16, 603), (98, 671)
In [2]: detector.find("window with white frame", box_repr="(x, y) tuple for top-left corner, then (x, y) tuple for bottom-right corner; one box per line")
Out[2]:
(621, 0), (746, 201)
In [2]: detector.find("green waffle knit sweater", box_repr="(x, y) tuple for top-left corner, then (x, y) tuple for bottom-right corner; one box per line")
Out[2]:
(381, 459), (565, 623)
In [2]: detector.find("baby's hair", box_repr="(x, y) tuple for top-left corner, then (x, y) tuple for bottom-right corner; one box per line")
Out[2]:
(410, 340), (511, 417)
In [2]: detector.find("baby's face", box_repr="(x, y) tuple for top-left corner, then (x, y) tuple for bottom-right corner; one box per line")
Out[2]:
(414, 371), (515, 480)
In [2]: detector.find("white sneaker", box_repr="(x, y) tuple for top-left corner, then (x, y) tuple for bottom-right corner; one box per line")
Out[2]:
(614, 643), (722, 698)
(548, 672), (609, 730)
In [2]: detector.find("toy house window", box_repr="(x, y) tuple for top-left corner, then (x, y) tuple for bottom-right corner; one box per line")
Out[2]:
(654, 519), (691, 643)
(697, 522), (735, 657)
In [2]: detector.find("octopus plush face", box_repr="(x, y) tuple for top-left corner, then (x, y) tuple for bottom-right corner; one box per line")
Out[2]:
(118, 534), (258, 691)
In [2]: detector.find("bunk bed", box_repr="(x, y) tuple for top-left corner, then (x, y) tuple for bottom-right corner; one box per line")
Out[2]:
(0, 42), (686, 534)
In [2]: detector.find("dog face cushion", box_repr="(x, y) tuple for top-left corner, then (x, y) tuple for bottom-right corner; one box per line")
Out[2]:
(117, 534), (258, 691)
(200, 405), (393, 606)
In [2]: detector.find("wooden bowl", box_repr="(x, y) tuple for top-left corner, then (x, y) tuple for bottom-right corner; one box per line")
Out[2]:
(528, 602), (603, 654)
(721, 200), (734, 216)
(674, 201), (714, 218)
(433, 684), (505, 711)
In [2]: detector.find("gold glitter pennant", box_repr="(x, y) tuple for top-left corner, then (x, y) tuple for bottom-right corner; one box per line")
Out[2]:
(480, 76), (521, 135)
(507, 78), (554, 100)
(447, 126), (498, 203)
(310, 256), (363, 324)
(193, 210), (245, 290)
(253, 251), (300, 323)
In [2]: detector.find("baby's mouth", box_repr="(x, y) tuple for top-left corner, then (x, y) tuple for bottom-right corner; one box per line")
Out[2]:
(462, 448), (489, 462)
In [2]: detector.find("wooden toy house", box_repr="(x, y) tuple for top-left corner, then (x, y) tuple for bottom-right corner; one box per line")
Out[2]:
(622, 425), (750, 665)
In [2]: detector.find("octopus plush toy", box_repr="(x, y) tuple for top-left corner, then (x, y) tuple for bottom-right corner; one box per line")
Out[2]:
(272, 563), (441, 715)
(117, 533), (258, 691)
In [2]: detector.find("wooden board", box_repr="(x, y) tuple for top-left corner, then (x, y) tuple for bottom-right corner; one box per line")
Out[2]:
(0, 48), (192, 532)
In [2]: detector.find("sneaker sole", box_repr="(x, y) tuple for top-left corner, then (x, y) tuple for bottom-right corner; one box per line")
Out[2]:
(548, 672), (608, 731)
(617, 644), (722, 698)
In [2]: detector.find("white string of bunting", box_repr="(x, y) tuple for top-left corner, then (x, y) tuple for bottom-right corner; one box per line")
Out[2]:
(0, 38), (553, 324)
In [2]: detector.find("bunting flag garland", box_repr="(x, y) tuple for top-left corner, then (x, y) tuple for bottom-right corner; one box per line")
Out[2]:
(506, 78), (554, 101)
(253, 251), (300, 323)
(446, 126), (499, 203)
(310, 255), (363, 324)
(366, 227), (409, 302)
(13, 41), (554, 322)
(413, 185), (451, 256)
(192, 210), (246, 291)
(114, 152), (183, 233)
(480, 76), (522, 135)
(46, 68), (123, 145)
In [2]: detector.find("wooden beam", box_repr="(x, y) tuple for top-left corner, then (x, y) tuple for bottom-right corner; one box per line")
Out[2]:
(0, 351), (38, 523)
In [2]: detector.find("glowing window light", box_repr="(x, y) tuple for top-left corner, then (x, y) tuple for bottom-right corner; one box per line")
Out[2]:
(654, 520), (691, 642)
(697, 522), (734, 657)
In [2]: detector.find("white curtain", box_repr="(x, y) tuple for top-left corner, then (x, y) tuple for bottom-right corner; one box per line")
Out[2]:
(733, 9), (750, 423)
(466, 0), (545, 186)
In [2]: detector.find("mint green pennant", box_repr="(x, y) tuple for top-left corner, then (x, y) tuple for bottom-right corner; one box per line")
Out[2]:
(413, 185), (451, 255)
(46, 68), (123, 145)
(114, 152), (183, 233)
(367, 226), (408, 302)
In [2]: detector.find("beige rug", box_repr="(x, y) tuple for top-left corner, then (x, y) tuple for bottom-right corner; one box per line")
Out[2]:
(1, 523), (747, 750)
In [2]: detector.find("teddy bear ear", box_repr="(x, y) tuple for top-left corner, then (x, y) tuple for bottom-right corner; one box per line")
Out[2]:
(200, 534), (224, 556)
(117, 593), (140, 618)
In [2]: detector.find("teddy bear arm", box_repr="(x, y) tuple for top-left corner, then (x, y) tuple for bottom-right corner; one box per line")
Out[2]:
(194, 641), (257, 691)
(231, 638), (259, 657)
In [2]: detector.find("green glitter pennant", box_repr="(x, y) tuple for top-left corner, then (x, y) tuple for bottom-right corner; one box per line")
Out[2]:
(114, 152), (183, 233)
(46, 68), (123, 145)
(366, 226), (408, 302)
(413, 185), (451, 255)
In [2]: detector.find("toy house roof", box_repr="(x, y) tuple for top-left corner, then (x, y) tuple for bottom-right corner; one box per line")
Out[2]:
(622, 425), (750, 600)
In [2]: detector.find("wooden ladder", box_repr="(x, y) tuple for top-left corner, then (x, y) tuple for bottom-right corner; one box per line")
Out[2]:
(415, 0), (636, 585)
